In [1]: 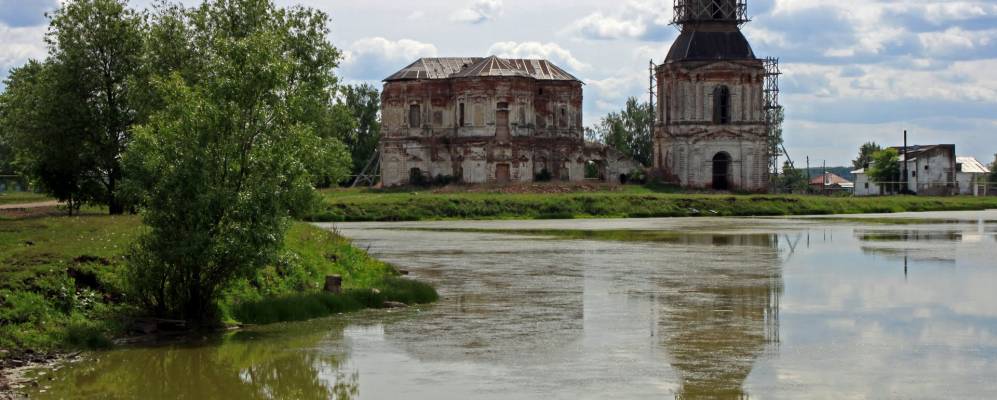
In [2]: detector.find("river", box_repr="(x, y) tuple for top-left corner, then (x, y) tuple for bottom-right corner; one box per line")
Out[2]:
(28, 211), (997, 399)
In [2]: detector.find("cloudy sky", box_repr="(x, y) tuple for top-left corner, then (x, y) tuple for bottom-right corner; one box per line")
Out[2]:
(2, 0), (996, 167)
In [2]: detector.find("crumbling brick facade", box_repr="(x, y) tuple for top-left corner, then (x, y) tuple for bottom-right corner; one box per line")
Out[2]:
(380, 57), (638, 187)
(653, 0), (771, 192)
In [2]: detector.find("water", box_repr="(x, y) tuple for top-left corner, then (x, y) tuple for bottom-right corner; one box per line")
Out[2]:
(29, 211), (997, 399)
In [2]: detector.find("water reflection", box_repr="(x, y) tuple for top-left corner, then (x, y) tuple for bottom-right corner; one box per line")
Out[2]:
(651, 234), (783, 399)
(34, 321), (358, 400)
(28, 213), (997, 399)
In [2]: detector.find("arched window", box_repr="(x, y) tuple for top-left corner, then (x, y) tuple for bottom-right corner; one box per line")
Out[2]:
(713, 86), (731, 124)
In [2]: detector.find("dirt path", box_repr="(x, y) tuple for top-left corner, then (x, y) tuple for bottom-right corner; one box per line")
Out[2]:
(0, 200), (60, 210)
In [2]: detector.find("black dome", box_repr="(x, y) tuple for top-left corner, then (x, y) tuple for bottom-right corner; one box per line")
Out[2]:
(666, 30), (756, 62)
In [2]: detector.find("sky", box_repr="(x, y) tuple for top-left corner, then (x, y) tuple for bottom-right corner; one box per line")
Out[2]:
(1, 0), (995, 168)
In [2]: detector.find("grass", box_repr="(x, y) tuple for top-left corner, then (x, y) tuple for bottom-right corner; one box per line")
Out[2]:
(0, 192), (52, 206)
(230, 278), (438, 325)
(308, 186), (997, 222)
(0, 212), (437, 356)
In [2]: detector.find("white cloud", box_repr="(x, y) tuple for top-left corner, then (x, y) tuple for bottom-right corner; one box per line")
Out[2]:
(918, 27), (997, 57)
(487, 41), (589, 72)
(450, 0), (503, 24)
(565, 0), (672, 40)
(0, 24), (47, 79)
(339, 37), (438, 81)
(406, 11), (425, 21)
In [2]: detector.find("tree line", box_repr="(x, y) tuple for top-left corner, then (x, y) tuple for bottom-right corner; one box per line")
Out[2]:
(0, 0), (379, 322)
(0, 1), (380, 214)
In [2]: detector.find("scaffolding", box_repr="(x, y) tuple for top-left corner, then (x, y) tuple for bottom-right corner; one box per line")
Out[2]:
(350, 148), (381, 188)
(673, 0), (749, 25)
(649, 60), (657, 136)
(763, 57), (791, 179)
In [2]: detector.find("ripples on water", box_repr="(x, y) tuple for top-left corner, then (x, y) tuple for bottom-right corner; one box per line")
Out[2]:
(30, 211), (997, 399)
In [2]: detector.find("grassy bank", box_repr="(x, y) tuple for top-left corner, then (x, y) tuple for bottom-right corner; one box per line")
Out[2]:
(0, 213), (435, 356)
(0, 192), (51, 206)
(310, 187), (997, 222)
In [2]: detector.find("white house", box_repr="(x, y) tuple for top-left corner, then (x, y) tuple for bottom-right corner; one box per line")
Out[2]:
(955, 156), (990, 196)
(852, 168), (881, 196)
(854, 144), (962, 196)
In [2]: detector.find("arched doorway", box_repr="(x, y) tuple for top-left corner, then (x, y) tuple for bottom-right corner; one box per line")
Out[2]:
(712, 152), (731, 190)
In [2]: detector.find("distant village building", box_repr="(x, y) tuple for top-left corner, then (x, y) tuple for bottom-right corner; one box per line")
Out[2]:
(653, 0), (775, 192)
(378, 57), (638, 187)
(809, 172), (853, 194)
(955, 156), (990, 196)
(853, 145), (989, 196)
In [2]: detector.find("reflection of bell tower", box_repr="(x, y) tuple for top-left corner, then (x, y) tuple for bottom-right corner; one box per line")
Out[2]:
(656, 233), (783, 399)
(653, 0), (772, 192)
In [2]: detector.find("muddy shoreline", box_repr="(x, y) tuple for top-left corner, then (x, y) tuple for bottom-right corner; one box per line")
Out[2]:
(0, 351), (83, 400)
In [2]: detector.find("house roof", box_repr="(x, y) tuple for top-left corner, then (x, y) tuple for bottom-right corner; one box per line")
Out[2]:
(809, 172), (852, 186)
(889, 144), (955, 162)
(957, 156), (991, 174)
(384, 57), (581, 82)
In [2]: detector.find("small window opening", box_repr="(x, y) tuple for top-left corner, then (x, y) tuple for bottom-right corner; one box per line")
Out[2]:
(459, 103), (465, 127)
(713, 86), (731, 125)
(497, 102), (509, 110)
(538, 88), (544, 96)
(409, 104), (421, 128)
(924, 165), (929, 170)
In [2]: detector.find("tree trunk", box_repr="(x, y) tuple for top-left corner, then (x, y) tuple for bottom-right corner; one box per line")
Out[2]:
(108, 166), (124, 215)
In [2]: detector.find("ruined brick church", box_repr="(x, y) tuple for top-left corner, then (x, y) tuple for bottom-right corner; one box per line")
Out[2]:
(378, 57), (637, 187)
(653, 0), (774, 191)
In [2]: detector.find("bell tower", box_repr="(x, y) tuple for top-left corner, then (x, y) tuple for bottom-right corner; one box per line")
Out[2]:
(653, 0), (774, 192)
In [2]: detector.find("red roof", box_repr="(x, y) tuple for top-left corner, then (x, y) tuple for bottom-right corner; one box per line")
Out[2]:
(810, 173), (852, 186)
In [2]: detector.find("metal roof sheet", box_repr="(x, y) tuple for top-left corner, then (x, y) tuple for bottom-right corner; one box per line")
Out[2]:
(957, 156), (990, 173)
(384, 57), (580, 82)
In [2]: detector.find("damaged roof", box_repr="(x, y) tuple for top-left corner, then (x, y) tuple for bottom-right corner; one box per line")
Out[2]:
(385, 56), (581, 82)
(666, 30), (756, 62)
(957, 157), (990, 174)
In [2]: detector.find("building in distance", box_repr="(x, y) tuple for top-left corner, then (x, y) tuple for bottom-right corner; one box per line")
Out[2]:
(379, 57), (638, 187)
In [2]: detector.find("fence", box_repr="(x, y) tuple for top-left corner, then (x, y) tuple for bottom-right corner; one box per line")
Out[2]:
(0, 175), (30, 193)
(853, 181), (997, 197)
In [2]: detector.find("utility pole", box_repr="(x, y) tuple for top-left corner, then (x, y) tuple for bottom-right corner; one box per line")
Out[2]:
(822, 160), (827, 195)
(806, 156), (811, 194)
(902, 130), (909, 194)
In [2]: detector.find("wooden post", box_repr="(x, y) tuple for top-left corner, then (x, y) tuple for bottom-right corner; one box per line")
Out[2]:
(324, 275), (342, 294)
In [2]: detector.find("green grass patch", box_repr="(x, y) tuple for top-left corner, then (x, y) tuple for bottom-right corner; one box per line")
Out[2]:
(229, 278), (438, 325)
(309, 188), (997, 222)
(0, 192), (52, 206)
(0, 213), (436, 356)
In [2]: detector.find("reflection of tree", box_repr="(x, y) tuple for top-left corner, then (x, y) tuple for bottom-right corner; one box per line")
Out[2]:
(38, 322), (358, 400)
(656, 234), (783, 399)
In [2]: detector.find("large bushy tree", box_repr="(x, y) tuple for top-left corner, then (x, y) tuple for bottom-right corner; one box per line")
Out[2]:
(0, 61), (99, 213)
(123, 0), (350, 321)
(49, 0), (144, 214)
(1, 0), (143, 213)
(589, 97), (653, 167)
(338, 84), (381, 180)
(868, 148), (902, 193)
(852, 142), (882, 171)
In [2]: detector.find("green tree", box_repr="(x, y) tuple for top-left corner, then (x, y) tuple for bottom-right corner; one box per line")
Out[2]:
(122, 0), (349, 321)
(868, 148), (901, 193)
(990, 154), (997, 184)
(778, 161), (808, 193)
(0, 0), (142, 212)
(852, 142), (882, 171)
(591, 97), (653, 167)
(0, 61), (98, 213)
(338, 84), (381, 180)
(46, 0), (144, 214)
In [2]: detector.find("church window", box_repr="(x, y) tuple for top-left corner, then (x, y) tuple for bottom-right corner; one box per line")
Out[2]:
(713, 86), (731, 125)
(409, 104), (421, 128)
